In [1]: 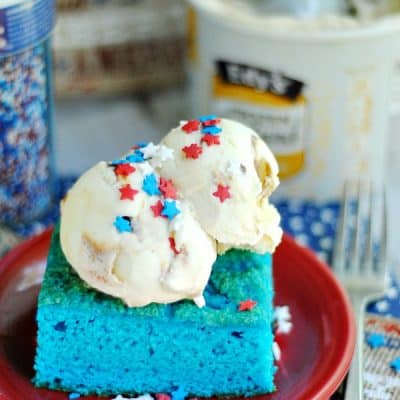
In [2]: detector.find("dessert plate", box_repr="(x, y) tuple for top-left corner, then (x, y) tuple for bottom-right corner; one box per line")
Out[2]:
(0, 229), (355, 400)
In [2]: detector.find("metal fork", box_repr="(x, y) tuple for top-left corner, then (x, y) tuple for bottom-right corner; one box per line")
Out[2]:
(332, 179), (388, 400)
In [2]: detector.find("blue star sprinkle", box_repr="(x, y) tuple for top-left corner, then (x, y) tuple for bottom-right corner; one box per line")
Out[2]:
(199, 114), (217, 122)
(114, 216), (133, 233)
(134, 142), (148, 148)
(366, 333), (386, 349)
(161, 200), (181, 220)
(390, 357), (400, 373)
(68, 393), (81, 400)
(110, 159), (127, 165)
(171, 386), (188, 400)
(202, 125), (222, 135)
(126, 150), (145, 163)
(142, 173), (161, 196)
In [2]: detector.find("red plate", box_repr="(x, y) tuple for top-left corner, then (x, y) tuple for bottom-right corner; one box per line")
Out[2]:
(0, 230), (355, 400)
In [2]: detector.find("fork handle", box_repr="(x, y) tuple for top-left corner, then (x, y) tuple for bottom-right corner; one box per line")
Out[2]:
(344, 293), (365, 400)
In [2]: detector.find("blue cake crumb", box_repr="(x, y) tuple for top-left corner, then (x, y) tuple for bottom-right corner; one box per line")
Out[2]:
(33, 225), (276, 397)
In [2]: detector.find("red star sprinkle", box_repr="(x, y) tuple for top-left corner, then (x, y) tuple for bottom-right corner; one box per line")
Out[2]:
(119, 184), (138, 200)
(213, 184), (231, 203)
(202, 118), (221, 127)
(155, 394), (171, 400)
(169, 237), (180, 255)
(201, 134), (221, 146)
(114, 163), (136, 177)
(182, 143), (203, 159)
(182, 119), (200, 133)
(151, 200), (164, 217)
(238, 299), (257, 311)
(159, 178), (178, 199)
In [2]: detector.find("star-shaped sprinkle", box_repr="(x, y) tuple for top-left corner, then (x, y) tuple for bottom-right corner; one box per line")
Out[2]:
(161, 200), (181, 220)
(201, 134), (220, 146)
(68, 394), (81, 400)
(110, 159), (127, 165)
(182, 119), (200, 133)
(126, 150), (145, 163)
(151, 200), (164, 217)
(141, 142), (159, 159)
(366, 333), (386, 349)
(182, 143), (202, 159)
(119, 184), (138, 200)
(169, 237), (180, 255)
(171, 386), (188, 400)
(202, 125), (222, 135)
(202, 118), (220, 127)
(238, 299), (257, 311)
(142, 173), (161, 196)
(159, 178), (178, 199)
(390, 357), (400, 373)
(114, 216), (133, 233)
(213, 184), (231, 203)
(138, 161), (154, 175)
(114, 163), (136, 176)
(199, 114), (217, 122)
(155, 394), (171, 400)
(150, 145), (175, 167)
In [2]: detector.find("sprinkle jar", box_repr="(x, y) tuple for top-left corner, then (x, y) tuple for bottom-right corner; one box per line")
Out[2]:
(0, 0), (56, 226)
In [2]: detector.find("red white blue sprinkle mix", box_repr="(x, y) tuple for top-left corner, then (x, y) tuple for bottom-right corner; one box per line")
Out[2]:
(180, 115), (222, 160)
(390, 357), (400, 373)
(114, 163), (136, 176)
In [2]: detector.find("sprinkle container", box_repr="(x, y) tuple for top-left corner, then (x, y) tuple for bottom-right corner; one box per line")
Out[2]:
(0, 0), (56, 226)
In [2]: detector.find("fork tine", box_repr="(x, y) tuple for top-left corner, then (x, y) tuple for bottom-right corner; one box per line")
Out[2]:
(350, 180), (363, 275)
(332, 180), (352, 274)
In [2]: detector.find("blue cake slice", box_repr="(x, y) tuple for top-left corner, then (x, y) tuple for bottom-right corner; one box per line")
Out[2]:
(33, 226), (276, 397)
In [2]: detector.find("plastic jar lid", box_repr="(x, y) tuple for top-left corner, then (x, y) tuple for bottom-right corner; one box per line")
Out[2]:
(0, 0), (55, 56)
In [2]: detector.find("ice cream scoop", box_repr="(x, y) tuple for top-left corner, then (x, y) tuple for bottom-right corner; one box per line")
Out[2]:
(159, 117), (282, 254)
(60, 145), (216, 308)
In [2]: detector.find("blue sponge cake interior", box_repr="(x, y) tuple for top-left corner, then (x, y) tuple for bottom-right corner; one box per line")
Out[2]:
(34, 225), (276, 396)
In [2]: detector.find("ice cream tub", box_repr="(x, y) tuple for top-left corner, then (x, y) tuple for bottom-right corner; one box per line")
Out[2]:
(188, 0), (400, 200)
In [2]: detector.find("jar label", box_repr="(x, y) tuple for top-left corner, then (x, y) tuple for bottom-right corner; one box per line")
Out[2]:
(212, 60), (308, 179)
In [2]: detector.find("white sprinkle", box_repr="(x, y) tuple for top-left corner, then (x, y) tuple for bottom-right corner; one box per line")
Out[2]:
(276, 320), (293, 335)
(274, 306), (291, 321)
(274, 305), (293, 335)
(194, 295), (206, 308)
(113, 394), (153, 400)
(138, 161), (154, 175)
(150, 145), (174, 167)
(375, 300), (389, 312)
(272, 341), (281, 361)
(16, 260), (47, 291)
(387, 287), (398, 299)
(140, 142), (159, 159)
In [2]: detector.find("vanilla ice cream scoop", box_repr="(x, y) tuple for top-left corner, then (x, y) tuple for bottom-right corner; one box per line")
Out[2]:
(159, 117), (282, 254)
(60, 146), (216, 308)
